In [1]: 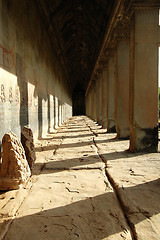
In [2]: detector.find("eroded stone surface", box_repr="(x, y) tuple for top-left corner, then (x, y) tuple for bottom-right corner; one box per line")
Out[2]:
(1, 117), (160, 239)
(1, 118), (132, 240)
(21, 126), (36, 170)
(0, 132), (31, 190)
(85, 117), (160, 240)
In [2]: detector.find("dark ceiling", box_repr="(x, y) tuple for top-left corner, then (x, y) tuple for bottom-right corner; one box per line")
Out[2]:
(39, 0), (115, 93)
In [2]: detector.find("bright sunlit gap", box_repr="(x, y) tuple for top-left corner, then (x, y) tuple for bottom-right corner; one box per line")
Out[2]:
(159, 47), (160, 87)
(159, 10), (160, 86)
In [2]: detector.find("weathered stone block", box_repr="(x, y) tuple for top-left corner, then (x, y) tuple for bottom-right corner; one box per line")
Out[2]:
(0, 131), (31, 190)
(21, 126), (36, 170)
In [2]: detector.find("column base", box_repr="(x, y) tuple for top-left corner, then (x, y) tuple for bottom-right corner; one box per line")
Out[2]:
(130, 126), (158, 152)
(107, 120), (116, 133)
(98, 119), (103, 126)
(118, 128), (130, 140)
(102, 119), (107, 129)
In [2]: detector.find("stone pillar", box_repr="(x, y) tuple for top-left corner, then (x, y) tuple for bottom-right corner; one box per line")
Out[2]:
(63, 103), (66, 122)
(43, 99), (48, 136)
(93, 85), (97, 121)
(96, 79), (99, 123)
(92, 84), (95, 121)
(89, 86), (93, 120)
(86, 93), (91, 117)
(91, 87), (95, 120)
(54, 96), (58, 129)
(89, 91), (92, 119)
(115, 41), (130, 139)
(89, 88), (93, 119)
(102, 66), (108, 129)
(85, 95), (89, 117)
(61, 102), (64, 124)
(48, 95), (54, 133)
(58, 100), (62, 126)
(107, 55), (116, 132)
(86, 96), (88, 117)
(98, 75), (103, 125)
(129, 9), (159, 152)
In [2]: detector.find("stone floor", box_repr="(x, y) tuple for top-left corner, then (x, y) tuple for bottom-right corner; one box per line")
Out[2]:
(0, 116), (160, 240)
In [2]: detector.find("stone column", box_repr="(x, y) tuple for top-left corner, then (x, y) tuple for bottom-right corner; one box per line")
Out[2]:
(96, 79), (99, 123)
(115, 41), (130, 139)
(54, 96), (58, 129)
(102, 66), (108, 129)
(90, 86), (93, 119)
(87, 92), (91, 118)
(61, 102), (64, 124)
(93, 85), (97, 121)
(48, 95), (54, 133)
(89, 91), (92, 119)
(86, 95), (89, 117)
(58, 100), (62, 126)
(129, 9), (159, 152)
(90, 86), (94, 120)
(107, 55), (116, 132)
(90, 87), (93, 120)
(63, 103), (66, 122)
(98, 75), (103, 126)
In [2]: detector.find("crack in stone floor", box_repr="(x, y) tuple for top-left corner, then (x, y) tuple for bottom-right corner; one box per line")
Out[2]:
(0, 116), (160, 240)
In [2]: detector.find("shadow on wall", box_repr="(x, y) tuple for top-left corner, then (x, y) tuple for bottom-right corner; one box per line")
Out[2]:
(16, 54), (29, 131)
(0, 0), (73, 143)
(18, 80), (29, 130)
(72, 86), (86, 116)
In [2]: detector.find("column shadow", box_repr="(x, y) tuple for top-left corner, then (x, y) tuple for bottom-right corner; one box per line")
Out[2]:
(2, 178), (160, 239)
(16, 54), (29, 131)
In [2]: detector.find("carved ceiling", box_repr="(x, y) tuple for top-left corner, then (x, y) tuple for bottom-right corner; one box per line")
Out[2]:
(38, 0), (115, 92)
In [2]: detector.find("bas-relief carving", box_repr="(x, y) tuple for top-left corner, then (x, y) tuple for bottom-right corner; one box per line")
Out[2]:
(0, 84), (6, 102)
(15, 86), (20, 104)
(28, 91), (39, 108)
(34, 97), (38, 107)
(29, 93), (33, 107)
(30, 94), (39, 108)
(9, 87), (13, 103)
(0, 48), (3, 66)
(42, 99), (46, 107)
(0, 84), (21, 104)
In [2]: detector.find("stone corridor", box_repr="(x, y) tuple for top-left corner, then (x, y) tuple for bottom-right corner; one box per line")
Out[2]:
(0, 116), (160, 240)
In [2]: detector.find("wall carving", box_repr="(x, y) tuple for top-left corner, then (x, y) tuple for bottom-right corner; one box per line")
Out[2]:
(0, 84), (6, 103)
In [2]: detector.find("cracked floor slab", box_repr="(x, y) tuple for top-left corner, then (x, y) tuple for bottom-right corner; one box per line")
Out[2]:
(85, 117), (160, 240)
(1, 169), (132, 240)
(1, 116), (159, 239)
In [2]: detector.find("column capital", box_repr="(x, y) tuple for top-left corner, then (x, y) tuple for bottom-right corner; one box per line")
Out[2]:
(124, 0), (160, 18)
(112, 27), (130, 44)
(114, 15), (130, 42)
(100, 61), (108, 71)
(93, 67), (103, 82)
(112, 10), (131, 43)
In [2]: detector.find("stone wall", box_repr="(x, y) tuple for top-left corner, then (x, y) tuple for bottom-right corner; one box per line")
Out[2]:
(0, 1), (72, 146)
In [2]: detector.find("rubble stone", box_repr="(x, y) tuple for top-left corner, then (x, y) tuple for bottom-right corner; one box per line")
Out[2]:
(21, 126), (36, 170)
(0, 131), (31, 190)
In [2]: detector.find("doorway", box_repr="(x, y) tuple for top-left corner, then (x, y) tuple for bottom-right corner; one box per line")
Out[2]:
(72, 86), (86, 116)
